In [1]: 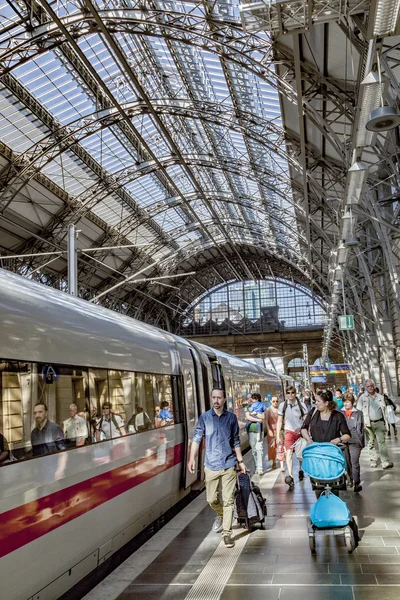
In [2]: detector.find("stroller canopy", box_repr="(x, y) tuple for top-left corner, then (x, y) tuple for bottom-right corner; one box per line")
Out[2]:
(302, 442), (346, 481)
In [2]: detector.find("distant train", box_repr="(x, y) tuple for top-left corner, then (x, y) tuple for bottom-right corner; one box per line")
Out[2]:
(0, 268), (293, 600)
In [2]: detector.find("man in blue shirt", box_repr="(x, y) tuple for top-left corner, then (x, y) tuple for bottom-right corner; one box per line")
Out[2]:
(188, 388), (246, 548)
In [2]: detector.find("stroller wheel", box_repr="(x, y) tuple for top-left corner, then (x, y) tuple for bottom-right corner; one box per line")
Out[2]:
(307, 518), (316, 554)
(345, 526), (356, 553)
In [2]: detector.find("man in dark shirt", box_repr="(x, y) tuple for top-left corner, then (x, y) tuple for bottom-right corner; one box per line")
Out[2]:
(31, 402), (66, 456)
(188, 388), (246, 548)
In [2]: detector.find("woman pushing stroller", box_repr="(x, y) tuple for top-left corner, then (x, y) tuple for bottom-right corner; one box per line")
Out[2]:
(301, 391), (352, 491)
(301, 390), (351, 447)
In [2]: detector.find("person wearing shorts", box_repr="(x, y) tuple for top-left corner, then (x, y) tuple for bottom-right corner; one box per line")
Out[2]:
(276, 386), (306, 488)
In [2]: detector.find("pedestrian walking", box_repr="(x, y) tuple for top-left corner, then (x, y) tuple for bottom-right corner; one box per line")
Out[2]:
(342, 393), (365, 493)
(358, 380), (394, 469)
(188, 388), (246, 548)
(276, 386), (306, 489)
(266, 396), (284, 471)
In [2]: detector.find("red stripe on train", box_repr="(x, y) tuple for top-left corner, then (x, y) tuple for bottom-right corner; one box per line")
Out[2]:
(0, 442), (184, 559)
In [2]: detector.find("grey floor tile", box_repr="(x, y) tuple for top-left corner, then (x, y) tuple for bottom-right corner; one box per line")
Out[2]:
(353, 587), (400, 600)
(140, 563), (205, 575)
(233, 563), (270, 574)
(357, 546), (399, 555)
(132, 573), (198, 585)
(263, 563), (329, 574)
(272, 574), (340, 585)
(329, 563), (362, 573)
(117, 584), (192, 599)
(227, 573), (273, 584)
(362, 564), (400, 573)
(221, 586), (280, 600)
(340, 574), (377, 585)
(279, 586), (353, 600)
(375, 573), (400, 584)
(362, 529), (399, 537)
(366, 555), (400, 563)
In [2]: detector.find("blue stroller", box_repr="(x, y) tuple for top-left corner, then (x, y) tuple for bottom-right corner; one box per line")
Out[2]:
(302, 443), (359, 553)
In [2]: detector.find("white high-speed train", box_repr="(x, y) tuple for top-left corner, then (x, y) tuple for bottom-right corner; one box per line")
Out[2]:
(0, 268), (292, 600)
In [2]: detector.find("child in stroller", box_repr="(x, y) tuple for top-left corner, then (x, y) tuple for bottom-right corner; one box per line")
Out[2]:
(302, 442), (359, 553)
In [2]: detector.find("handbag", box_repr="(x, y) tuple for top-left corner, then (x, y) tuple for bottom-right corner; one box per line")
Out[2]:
(294, 436), (307, 459)
(277, 442), (285, 461)
(387, 404), (399, 425)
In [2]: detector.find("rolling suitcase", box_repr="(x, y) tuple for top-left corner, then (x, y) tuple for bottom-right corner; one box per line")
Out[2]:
(234, 472), (267, 530)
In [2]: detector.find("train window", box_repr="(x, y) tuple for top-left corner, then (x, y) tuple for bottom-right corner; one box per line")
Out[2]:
(0, 358), (177, 462)
(226, 377), (234, 412)
(185, 371), (196, 427)
(0, 361), (29, 462)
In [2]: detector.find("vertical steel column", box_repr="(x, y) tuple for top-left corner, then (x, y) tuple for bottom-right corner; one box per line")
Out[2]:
(303, 343), (310, 389)
(67, 223), (78, 296)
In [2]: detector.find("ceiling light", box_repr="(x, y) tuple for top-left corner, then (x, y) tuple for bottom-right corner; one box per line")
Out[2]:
(356, 71), (384, 147)
(333, 281), (343, 292)
(366, 106), (400, 131)
(345, 161), (369, 206)
(341, 210), (353, 241)
(344, 236), (360, 248)
(372, 0), (400, 36)
(337, 244), (349, 265)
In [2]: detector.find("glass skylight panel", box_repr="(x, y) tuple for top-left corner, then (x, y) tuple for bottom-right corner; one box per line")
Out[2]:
(0, 1), (23, 33)
(0, 90), (47, 151)
(13, 52), (95, 125)
(125, 174), (166, 208)
(41, 154), (94, 196)
(80, 128), (131, 174)
(152, 206), (186, 230)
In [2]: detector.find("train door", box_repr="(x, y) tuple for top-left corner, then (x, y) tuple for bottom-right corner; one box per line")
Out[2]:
(178, 343), (202, 489)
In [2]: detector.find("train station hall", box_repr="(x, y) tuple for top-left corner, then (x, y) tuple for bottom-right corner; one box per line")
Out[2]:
(1, 1), (400, 600)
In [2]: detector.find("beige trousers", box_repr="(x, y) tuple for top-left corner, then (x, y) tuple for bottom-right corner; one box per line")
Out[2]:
(204, 466), (237, 536)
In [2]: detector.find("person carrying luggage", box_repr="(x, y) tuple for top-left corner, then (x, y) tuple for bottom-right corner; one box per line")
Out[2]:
(188, 388), (246, 548)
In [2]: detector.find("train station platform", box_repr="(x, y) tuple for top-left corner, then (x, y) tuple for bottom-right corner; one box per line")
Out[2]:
(83, 437), (400, 600)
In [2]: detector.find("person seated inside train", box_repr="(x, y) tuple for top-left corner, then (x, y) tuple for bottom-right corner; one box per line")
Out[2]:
(63, 403), (88, 448)
(127, 406), (152, 433)
(31, 402), (66, 456)
(96, 402), (126, 441)
(0, 431), (10, 464)
(155, 401), (174, 427)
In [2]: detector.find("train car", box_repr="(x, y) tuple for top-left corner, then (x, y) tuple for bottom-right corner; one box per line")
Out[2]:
(0, 268), (291, 600)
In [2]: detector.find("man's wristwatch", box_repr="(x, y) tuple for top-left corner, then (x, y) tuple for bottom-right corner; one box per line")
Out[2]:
(238, 460), (244, 464)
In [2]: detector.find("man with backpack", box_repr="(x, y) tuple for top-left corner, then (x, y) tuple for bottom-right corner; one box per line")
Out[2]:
(276, 386), (306, 489)
(96, 402), (126, 441)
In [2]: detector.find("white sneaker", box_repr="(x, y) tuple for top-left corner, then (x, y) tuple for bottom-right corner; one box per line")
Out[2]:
(213, 515), (223, 533)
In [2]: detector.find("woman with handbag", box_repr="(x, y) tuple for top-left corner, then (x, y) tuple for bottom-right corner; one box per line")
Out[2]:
(266, 396), (285, 471)
(342, 393), (365, 493)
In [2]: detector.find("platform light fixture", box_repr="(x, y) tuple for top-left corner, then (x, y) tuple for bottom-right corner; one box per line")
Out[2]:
(345, 161), (369, 206)
(366, 105), (400, 131)
(356, 71), (384, 147)
(337, 244), (349, 265)
(344, 236), (360, 248)
(372, 0), (400, 36)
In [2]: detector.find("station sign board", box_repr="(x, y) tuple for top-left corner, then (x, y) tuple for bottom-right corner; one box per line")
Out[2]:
(338, 315), (354, 330)
(309, 364), (351, 375)
(311, 376), (327, 383)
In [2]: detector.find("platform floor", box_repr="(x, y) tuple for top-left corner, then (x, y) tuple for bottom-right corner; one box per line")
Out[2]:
(84, 436), (400, 600)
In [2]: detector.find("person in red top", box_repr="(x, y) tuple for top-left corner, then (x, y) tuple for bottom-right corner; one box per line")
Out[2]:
(342, 393), (365, 493)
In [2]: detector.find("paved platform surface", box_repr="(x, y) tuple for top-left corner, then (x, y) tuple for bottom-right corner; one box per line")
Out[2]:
(84, 436), (400, 600)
